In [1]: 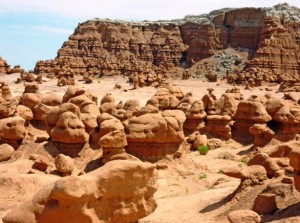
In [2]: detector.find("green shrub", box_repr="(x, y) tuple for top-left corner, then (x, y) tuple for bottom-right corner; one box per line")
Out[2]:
(198, 172), (207, 179)
(198, 145), (209, 155)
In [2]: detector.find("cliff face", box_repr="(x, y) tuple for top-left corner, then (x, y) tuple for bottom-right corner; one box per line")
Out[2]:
(35, 3), (300, 83)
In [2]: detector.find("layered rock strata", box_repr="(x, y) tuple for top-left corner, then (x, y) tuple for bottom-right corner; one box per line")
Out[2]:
(126, 110), (186, 162)
(34, 4), (300, 83)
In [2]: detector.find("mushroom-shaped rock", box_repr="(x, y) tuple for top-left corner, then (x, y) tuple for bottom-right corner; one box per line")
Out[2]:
(99, 130), (131, 163)
(122, 99), (140, 119)
(1, 85), (12, 101)
(126, 111), (185, 162)
(233, 101), (272, 143)
(100, 93), (116, 114)
(204, 115), (232, 140)
(50, 111), (89, 144)
(81, 103), (100, 132)
(215, 93), (239, 116)
(23, 83), (39, 94)
(166, 84), (184, 99)
(249, 124), (275, 147)
(98, 114), (124, 137)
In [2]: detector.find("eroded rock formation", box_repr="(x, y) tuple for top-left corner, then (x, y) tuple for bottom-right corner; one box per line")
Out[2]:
(3, 160), (158, 223)
(34, 4), (300, 83)
(0, 57), (10, 74)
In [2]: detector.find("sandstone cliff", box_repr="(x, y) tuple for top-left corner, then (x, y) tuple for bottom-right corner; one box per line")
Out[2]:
(34, 3), (300, 83)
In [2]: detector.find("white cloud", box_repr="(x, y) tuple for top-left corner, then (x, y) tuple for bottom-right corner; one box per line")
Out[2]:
(1, 0), (300, 21)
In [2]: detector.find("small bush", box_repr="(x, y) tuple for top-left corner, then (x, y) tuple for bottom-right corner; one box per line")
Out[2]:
(198, 145), (209, 155)
(199, 172), (207, 179)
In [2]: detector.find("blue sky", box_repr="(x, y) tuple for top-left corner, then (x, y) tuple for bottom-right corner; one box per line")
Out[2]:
(0, 0), (300, 70)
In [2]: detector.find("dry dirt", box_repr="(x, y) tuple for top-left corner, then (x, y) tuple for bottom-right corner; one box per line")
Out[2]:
(0, 73), (298, 223)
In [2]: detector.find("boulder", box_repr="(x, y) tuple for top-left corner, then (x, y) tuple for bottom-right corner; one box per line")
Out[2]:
(0, 144), (14, 161)
(0, 116), (26, 140)
(228, 210), (261, 223)
(3, 160), (157, 223)
(55, 154), (75, 176)
(248, 153), (280, 177)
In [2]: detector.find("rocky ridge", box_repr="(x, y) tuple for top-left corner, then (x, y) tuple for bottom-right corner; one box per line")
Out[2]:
(34, 3), (300, 85)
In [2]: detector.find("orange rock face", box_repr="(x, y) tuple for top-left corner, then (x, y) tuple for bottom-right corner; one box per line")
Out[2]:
(0, 57), (10, 74)
(35, 21), (186, 79)
(3, 160), (158, 223)
(33, 4), (300, 82)
(240, 16), (300, 84)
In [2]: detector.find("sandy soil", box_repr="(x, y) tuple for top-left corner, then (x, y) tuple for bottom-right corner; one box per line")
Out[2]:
(0, 73), (299, 223)
(0, 73), (285, 106)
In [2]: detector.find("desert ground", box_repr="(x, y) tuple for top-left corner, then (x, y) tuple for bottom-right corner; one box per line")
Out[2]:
(1, 73), (299, 223)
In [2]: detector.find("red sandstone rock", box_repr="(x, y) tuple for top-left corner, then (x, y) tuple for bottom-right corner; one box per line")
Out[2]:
(55, 154), (75, 176)
(3, 160), (158, 223)
(228, 210), (261, 223)
(0, 116), (26, 141)
(15, 105), (33, 121)
(8, 65), (24, 74)
(204, 115), (232, 140)
(248, 153), (280, 177)
(249, 124), (275, 146)
(233, 101), (271, 143)
(0, 57), (10, 74)
(32, 5), (300, 85)
(50, 111), (89, 144)
(184, 100), (206, 134)
(126, 110), (185, 161)
(0, 144), (14, 162)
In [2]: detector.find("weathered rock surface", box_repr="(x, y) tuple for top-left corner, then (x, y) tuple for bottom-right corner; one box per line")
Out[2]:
(228, 209), (261, 223)
(34, 4), (300, 83)
(0, 143), (14, 162)
(233, 100), (272, 143)
(3, 160), (158, 223)
(0, 57), (10, 74)
(126, 110), (186, 161)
